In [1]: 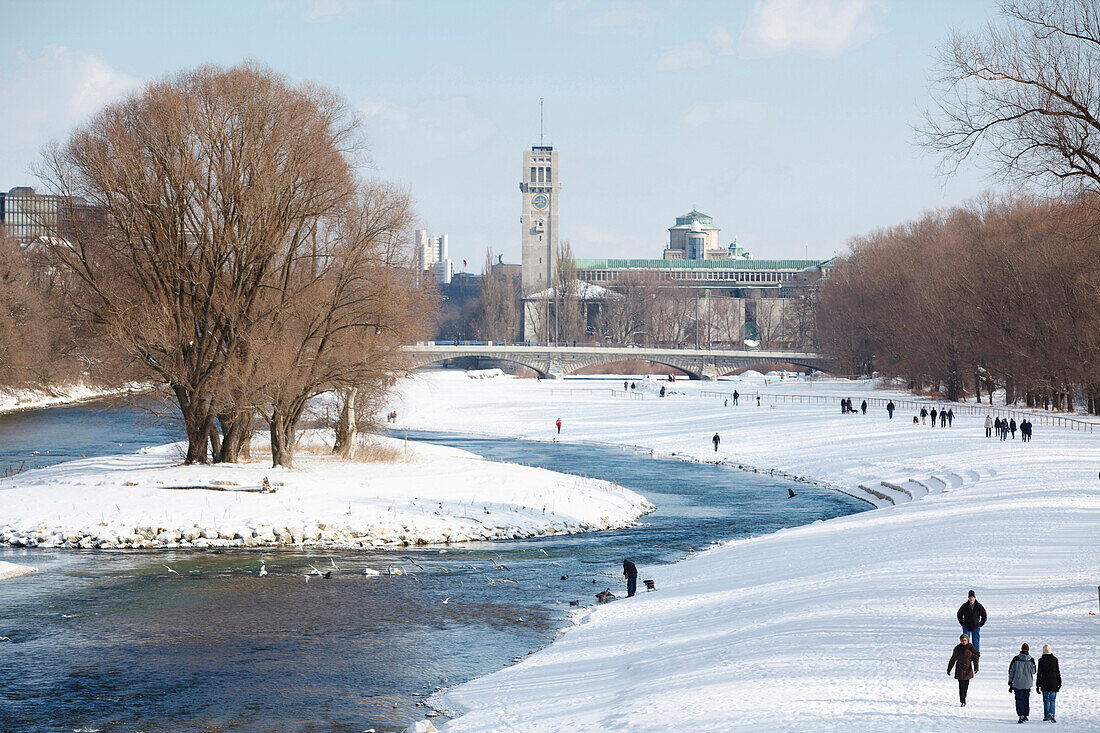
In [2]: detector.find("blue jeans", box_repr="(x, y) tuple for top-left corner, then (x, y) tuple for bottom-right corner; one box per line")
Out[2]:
(1014, 688), (1030, 717)
(626, 575), (637, 597)
(1042, 690), (1056, 718)
(962, 625), (980, 651)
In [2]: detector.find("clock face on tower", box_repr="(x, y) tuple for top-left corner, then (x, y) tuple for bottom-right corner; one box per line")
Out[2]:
(531, 193), (549, 211)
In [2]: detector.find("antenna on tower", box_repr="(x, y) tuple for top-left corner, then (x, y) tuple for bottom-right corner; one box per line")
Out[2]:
(540, 98), (544, 145)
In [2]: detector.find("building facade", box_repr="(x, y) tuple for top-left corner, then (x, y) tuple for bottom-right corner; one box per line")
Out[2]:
(520, 145), (560, 295)
(0, 187), (62, 242)
(414, 228), (454, 285)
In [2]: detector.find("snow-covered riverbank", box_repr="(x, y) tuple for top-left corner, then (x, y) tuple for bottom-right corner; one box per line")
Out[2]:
(390, 371), (1100, 732)
(0, 433), (652, 550)
(0, 382), (149, 416)
(0, 560), (37, 581)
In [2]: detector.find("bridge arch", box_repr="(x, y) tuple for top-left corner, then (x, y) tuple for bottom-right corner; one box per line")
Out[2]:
(405, 354), (552, 379)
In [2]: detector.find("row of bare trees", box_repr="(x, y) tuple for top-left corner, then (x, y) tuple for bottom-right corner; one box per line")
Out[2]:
(0, 232), (84, 389)
(33, 63), (432, 466)
(816, 194), (1100, 412)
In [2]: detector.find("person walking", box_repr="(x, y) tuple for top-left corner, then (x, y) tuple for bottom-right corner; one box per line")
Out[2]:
(841, 398), (847, 414)
(941, 409), (948, 427)
(931, 407), (938, 427)
(622, 558), (638, 598)
(660, 386), (666, 398)
(712, 432), (720, 452)
(1002, 420), (1009, 441)
(1024, 420), (1033, 442)
(921, 406), (928, 424)
(756, 393), (761, 406)
(860, 399), (867, 415)
(887, 400), (895, 419)
(1036, 644), (1060, 722)
(555, 417), (562, 434)
(1009, 643), (1037, 723)
(985, 414), (993, 438)
(624, 380), (629, 390)
(957, 590), (987, 651)
(948, 633), (981, 707)
(1010, 418), (1017, 439)
(947, 408), (954, 427)
(732, 390), (739, 406)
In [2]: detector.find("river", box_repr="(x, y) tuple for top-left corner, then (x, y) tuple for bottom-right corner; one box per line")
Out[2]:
(0, 394), (869, 732)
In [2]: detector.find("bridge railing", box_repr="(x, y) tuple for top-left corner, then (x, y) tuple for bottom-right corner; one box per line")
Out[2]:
(697, 390), (1097, 433)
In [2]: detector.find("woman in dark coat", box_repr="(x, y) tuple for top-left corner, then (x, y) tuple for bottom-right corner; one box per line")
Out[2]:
(1037, 644), (1061, 722)
(948, 633), (980, 706)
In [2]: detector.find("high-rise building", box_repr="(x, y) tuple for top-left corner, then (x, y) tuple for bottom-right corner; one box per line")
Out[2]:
(520, 145), (560, 295)
(414, 228), (453, 285)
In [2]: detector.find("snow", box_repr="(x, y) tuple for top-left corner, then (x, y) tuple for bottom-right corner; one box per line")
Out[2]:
(385, 371), (1100, 732)
(0, 560), (37, 581)
(0, 382), (149, 415)
(0, 432), (653, 550)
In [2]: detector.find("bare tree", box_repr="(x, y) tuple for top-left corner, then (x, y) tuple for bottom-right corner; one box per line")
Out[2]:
(37, 62), (363, 463)
(923, 0), (1100, 194)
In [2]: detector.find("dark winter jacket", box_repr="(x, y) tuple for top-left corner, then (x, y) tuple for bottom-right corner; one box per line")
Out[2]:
(622, 560), (638, 578)
(948, 642), (980, 680)
(1009, 652), (1036, 690)
(957, 600), (987, 629)
(1037, 653), (1061, 692)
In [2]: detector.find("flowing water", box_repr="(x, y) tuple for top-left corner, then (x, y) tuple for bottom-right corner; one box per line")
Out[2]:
(0, 396), (869, 732)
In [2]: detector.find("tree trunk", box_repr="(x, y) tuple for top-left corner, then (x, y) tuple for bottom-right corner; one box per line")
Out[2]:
(333, 387), (358, 459)
(174, 385), (209, 464)
(207, 418), (222, 462)
(268, 407), (299, 469)
(218, 410), (254, 463)
(975, 372), (983, 404)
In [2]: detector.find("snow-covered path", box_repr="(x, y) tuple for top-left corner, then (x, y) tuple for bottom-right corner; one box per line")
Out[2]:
(392, 371), (1100, 732)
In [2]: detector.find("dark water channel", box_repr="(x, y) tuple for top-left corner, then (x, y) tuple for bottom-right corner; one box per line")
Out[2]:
(0, 399), (869, 733)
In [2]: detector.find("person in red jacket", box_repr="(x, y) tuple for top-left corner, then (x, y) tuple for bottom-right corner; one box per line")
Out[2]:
(947, 633), (980, 706)
(555, 417), (562, 434)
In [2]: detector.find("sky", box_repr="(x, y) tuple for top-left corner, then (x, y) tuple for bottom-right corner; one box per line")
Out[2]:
(0, 0), (1002, 266)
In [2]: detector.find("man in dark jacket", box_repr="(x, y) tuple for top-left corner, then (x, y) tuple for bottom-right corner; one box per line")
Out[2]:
(947, 408), (954, 426)
(712, 433), (720, 451)
(948, 633), (980, 706)
(1009, 418), (1017, 439)
(931, 407), (938, 426)
(1037, 644), (1061, 722)
(1009, 643), (1037, 723)
(957, 590), (987, 651)
(887, 400), (895, 419)
(622, 559), (638, 597)
(860, 399), (867, 415)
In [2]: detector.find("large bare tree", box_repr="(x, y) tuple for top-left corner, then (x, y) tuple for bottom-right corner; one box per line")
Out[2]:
(36, 63), (430, 463)
(923, 0), (1100, 193)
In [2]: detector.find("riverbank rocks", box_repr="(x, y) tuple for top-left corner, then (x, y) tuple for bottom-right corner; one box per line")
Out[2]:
(0, 502), (654, 552)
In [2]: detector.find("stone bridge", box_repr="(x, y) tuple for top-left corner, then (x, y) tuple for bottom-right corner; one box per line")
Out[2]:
(401, 344), (833, 380)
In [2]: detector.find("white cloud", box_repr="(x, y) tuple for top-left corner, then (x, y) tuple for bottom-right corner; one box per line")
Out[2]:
(359, 96), (495, 167)
(305, 0), (357, 22)
(740, 0), (885, 57)
(683, 98), (768, 128)
(0, 46), (141, 182)
(547, 0), (654, 33)
(657, 25), (734, 71)
(657, 41), (713, 71)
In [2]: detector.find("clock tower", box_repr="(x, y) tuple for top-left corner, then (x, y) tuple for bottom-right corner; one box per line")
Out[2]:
(520, 145), (561, 297)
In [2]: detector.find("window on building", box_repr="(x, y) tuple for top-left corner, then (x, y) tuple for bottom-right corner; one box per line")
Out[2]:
(546, 167), (551, 183)
(531, 167), (537, 183)
(538, 167), (544, 183)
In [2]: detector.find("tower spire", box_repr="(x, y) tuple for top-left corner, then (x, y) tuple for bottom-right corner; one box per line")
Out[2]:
(540, 98), (544, 146)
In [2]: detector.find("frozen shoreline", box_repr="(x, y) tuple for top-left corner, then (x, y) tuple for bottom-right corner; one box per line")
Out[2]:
(0, 382), (151, 416)
(387, 371), (1100, 732)
(0, 431), (653, 551)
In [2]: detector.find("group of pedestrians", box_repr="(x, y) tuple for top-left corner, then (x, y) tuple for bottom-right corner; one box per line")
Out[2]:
(918, 405), (956, 426)
(949, 590), (1063, 723)
(840, 397), (866, 414)
(985, 415), (1035, 441)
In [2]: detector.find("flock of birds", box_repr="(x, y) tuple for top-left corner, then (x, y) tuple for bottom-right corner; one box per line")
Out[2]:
(155, 545), (600, 606)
